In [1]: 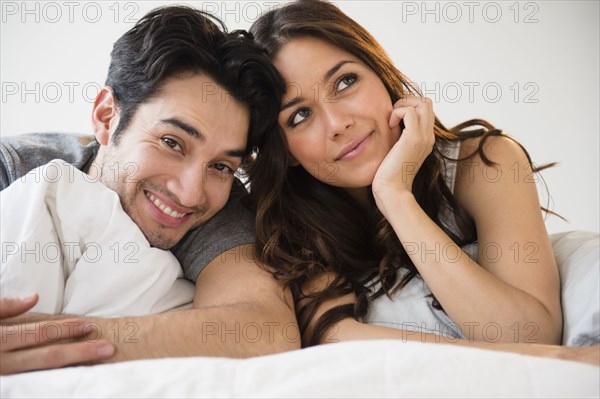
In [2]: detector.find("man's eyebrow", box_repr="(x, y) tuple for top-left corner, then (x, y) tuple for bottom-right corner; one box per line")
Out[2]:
(160, 118), (205, 140)
(225, 148), (246, 158)
(281, 60), (357, 112)
(161, 118), (245, 158)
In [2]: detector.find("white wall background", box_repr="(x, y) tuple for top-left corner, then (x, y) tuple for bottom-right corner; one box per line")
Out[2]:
(1, 0), (598, 234)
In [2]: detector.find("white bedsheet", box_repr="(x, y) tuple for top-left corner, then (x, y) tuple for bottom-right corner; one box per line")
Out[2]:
(1, 340), (598, 398)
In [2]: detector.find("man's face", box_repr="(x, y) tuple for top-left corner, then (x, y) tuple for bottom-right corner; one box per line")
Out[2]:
(92, 74), (249, 249)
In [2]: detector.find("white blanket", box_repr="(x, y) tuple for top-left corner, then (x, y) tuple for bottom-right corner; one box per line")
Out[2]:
(0, 160), (194, 316)
(1, 340), (598, 398)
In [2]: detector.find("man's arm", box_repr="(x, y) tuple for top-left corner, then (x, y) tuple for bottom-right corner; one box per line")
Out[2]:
(93, 245), (299, 361)
(1, 244), (299, 373)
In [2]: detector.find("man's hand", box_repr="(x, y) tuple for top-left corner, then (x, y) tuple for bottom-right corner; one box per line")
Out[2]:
(0, 295), (115, 375)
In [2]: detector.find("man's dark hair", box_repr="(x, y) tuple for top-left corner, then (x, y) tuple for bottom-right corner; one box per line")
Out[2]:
(105, 5), (283, 154)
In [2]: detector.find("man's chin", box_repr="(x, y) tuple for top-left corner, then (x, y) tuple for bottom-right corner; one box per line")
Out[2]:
(144, 232), (181, 250)
(150, 241), (176, 250)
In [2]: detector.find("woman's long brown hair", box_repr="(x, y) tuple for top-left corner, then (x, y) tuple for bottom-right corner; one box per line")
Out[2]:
(248, 0), (557, 347)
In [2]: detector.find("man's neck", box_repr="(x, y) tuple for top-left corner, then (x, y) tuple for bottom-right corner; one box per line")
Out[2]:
(86, 146), (105, 180)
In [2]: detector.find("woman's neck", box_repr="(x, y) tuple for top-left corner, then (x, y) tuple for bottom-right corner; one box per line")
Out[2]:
(344, 186), (371, 209)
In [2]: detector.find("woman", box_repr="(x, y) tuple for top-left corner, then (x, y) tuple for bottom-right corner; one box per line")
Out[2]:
(247, 0), (565, 349)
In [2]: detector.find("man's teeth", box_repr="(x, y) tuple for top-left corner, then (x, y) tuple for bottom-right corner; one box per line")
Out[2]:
(145, 192), (186, 218)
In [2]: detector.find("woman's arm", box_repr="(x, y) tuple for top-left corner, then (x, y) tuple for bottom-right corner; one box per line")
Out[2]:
(456, 136), (561, 341)
(372, 97), (562, 344)
(305, 279), (594, 366)
(332, 317), (597, 366)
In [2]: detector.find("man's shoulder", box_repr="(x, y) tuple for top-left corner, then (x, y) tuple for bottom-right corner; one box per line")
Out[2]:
(0, 133), (98, 189)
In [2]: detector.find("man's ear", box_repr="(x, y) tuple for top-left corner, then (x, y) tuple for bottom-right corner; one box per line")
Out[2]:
(91, 87), (118, 145)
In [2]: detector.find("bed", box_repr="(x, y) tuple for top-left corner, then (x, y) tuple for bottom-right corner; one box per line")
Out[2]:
(1, 230), (598, 397)
(2, 339), (599, 398)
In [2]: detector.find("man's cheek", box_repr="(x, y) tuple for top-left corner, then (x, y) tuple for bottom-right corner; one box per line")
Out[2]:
(212, 185), (234, 214)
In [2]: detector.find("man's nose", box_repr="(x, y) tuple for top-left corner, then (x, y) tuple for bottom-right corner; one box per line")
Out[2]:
(171, 164), (207, 209)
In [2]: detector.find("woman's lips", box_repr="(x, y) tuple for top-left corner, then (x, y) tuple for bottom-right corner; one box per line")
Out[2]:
(336, 132), (373, 161)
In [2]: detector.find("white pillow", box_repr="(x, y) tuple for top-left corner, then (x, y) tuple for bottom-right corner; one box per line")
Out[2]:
(367, 231), (599, 346)
(550, 230), (600, 346)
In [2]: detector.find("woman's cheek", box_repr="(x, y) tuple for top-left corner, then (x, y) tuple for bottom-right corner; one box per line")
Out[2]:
(288, 138), (312, 164)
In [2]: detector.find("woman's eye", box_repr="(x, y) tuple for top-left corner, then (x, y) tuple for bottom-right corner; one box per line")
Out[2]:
(336, 73), (357, 93)
(289, 108), (311, 127)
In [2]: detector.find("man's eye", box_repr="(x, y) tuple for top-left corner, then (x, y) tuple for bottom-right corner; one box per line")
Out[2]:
(289, 108), (311, 127)
(162, 137), (182, 151)
(212, 163), (234, 174)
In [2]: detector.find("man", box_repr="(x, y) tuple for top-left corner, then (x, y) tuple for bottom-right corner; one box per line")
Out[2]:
(0, 6), (299, 375)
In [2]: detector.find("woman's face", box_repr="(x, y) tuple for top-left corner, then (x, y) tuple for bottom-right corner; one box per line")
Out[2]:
(274, 36), (401, 190)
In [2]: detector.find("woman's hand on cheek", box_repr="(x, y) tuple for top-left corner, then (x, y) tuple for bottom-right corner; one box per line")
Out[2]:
(372, 96), (435, 214)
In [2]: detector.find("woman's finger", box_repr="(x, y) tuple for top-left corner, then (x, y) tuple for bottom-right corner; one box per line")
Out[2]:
(393, 95), (431, 109)
(389, 106), (419, 133)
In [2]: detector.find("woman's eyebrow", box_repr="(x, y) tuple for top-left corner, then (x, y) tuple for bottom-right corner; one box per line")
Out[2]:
(323, 60), (356, 82)
(281, 97), (304, 112)
(280, 60), (357, 112)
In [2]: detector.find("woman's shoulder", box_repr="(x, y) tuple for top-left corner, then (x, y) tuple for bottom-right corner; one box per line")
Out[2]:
(454, 134), (536, 214)
(457, 134), (526, 164)
(437, 135), (528, 196)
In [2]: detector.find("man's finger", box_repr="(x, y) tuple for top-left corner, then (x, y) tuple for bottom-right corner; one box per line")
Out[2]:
(0, 295), (38, 319)
(1, 319), (88, 352)
(0, 339), (115, 375)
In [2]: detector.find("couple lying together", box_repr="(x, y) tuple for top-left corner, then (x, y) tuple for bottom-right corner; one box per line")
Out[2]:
(1, 0), (598, 375)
